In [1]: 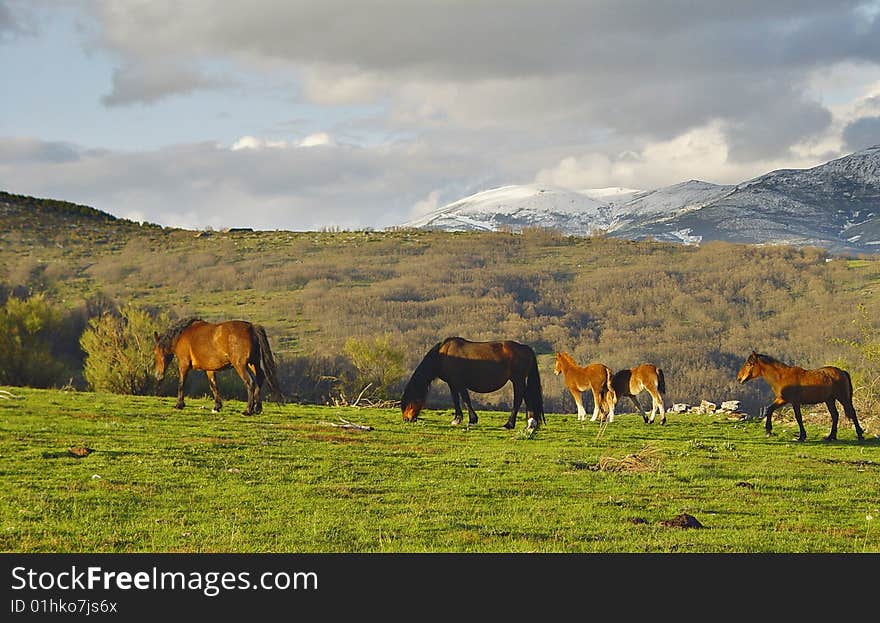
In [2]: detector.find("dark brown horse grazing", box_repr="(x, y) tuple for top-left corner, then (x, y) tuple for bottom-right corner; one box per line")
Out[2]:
(736, 351), (864, 442)
(611, 363), (667, 424)
(400, 337), (545, 431)
(553, 352), (615, 422)
(153, 318), (282, 415)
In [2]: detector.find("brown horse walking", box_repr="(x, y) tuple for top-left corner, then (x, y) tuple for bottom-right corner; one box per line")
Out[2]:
(553, 352), (615, 422)
(400, 337), (545, 431)
(736, 351), (864, 442)
(611, 363), (667, 424)
(153, 318), (282, 415)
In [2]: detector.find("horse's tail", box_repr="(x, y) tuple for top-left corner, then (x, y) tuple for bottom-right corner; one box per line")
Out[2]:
(839, 368), (854, 403)
(255, 325), (284, 403)
(604, 366), (617, 411)
(525, 349), (545, 425)
(656, 368), (666, 395)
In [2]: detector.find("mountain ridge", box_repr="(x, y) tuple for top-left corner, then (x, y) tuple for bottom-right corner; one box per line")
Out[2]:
(403, 145), (880, 253)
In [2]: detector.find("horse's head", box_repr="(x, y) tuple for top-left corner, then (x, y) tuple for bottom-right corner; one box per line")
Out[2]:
(736, 351), (760, 384)
(401, 399), (423, 422)
(152, 331), (173, 381)
(400, 372), (427, 421)
(553, 353), (563, 375)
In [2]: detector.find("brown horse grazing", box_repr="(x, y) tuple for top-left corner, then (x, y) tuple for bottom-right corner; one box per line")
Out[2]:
(153, 318), (283, 416)
(736, 351), (864, 442)
(553, 352), (615, 422)
(611, 364), (667, 424)
(400, 337), (545, 431)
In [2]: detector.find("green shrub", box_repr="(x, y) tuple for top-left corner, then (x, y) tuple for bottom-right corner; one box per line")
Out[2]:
(80, 305), (169, 395)
(343, 335), (406, 401)
(0, 293), (67, 387)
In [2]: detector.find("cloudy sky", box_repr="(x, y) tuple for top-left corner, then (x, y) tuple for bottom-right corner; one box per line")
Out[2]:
(2, 1), (880, 231)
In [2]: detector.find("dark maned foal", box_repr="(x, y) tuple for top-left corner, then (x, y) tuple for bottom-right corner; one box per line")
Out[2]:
(611, 363), (667, 424)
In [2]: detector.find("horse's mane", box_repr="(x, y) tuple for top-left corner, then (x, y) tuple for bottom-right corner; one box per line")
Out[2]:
(754, 352), (783, 365)
(401, 341), (443, 405)
(157, 317), (203, 350)
(556, 351), (577, 366)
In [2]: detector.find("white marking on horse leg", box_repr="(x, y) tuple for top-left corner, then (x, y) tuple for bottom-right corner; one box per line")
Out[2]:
(590, 404), (598, 422)
(527, 417), (538, 429)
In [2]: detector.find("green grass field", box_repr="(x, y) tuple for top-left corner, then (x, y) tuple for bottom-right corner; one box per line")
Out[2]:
(1, 386), (878, 553)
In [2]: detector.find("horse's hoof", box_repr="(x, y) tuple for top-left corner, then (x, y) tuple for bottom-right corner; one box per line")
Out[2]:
(823, 436), (836, 442)
(451, 419), (461, 426)
(211, 408), (220, 414)
(527, 417), (538, 429)
(174, 404), (184, 410)
(469, 419), (478, 426)
(503, 422), (515, 430)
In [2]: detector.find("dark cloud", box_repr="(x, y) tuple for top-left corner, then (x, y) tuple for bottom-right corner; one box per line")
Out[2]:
(5, 1), (880, 228)
(0, 137), (489, 230)
(100, 60), (229, 107)
(843, 116), (880, 152)
(80, 1), (880, 155)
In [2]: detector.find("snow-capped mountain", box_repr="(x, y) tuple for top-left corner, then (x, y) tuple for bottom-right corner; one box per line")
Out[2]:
(402, 145), (880, 253)
(404, 184), (617, 235)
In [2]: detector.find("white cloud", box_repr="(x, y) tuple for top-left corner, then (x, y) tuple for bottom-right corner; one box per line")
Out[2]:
(409, 189), (440, 218)
(231, 135), (288, 150)
(297, 132), (334, 147)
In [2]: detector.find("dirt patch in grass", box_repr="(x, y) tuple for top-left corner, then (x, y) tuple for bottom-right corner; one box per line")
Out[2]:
(660, 513), (704, 529)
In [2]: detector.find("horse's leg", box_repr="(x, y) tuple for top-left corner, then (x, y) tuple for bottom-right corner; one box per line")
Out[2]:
(252, 363), (265, 415)
(589, 386), (604, 422)
(629, 395), (647, 423)
(657, 389), (667, 425)
(604, 389), (615, 423)
(504, 380), (524, 430)
(449, 385), (464, 426)
(206, 370), (222, 413)
(647, 389), (666, 424)
(175, 363), (190, 409)
(460, 389), (478, 425)
(792, 403), (806, 442)
(824, 400), (840, 442)
(603, 387), (615, 423)
(233, 363), (256, 415)
(569, 387), (587, 420)
(762, 398), (786, 437)
(840, 398), (865, 441)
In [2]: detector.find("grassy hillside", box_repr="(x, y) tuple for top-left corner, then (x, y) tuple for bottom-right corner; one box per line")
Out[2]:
(2, 386), (878, 553)
(3, 191), (880, 419)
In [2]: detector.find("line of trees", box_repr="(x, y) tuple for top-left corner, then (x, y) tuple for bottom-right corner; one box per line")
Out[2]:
(1, 285), (879, 421)
(2, 228), (880, 420)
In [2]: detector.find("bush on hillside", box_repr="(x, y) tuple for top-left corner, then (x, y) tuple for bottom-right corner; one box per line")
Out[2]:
(80, 305), (169, 395)
(343, 334), (406, 401)
(0, 293), (68, 387)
